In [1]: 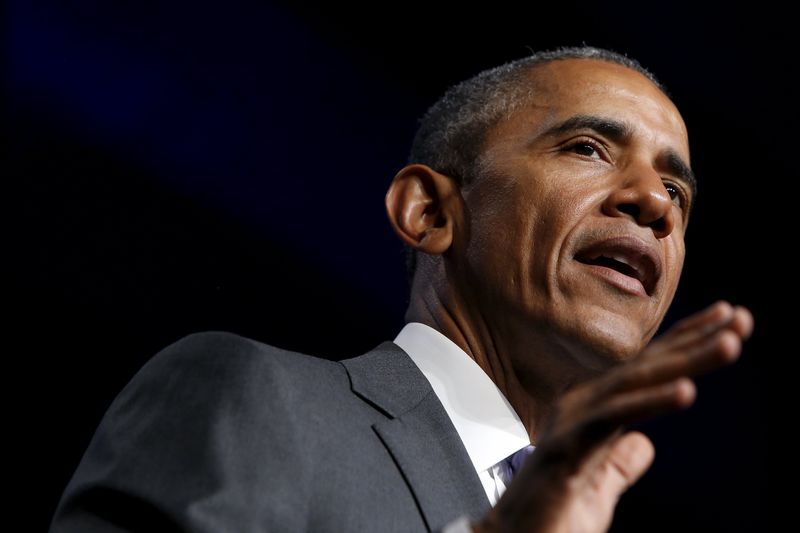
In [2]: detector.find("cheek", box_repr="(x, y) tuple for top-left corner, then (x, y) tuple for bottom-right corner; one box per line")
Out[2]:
(529, 180), (607, 277)
(529, 161), (610, 227)
(461, 179), (545, 302)
(468, 191), (535, 276)
(663, 237), (686, 291)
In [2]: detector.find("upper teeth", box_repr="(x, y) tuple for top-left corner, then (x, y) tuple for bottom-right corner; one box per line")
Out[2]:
(600, 253), (640, 276)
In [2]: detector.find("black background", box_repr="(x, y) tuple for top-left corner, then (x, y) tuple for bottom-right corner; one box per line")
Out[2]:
(9, 1), (779, 530)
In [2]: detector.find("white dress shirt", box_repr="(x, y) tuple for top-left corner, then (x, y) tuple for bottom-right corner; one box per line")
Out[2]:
(393, 322), (534, 506)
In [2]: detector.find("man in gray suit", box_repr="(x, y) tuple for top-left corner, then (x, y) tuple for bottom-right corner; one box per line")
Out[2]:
(50, 46), (754, 532)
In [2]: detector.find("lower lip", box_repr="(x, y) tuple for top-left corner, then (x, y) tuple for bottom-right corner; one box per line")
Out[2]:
(577, 262), (648, 297)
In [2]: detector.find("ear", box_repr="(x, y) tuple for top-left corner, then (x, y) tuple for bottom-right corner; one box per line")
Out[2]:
(384, 164), (461, 255)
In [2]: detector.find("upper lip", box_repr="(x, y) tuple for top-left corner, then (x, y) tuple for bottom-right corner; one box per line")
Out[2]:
(573, 235), (662, 296)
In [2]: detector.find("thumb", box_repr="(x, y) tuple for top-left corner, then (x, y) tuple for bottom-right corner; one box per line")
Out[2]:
(603, 431), (655, 496)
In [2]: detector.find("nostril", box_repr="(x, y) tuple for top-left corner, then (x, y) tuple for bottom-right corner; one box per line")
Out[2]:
(617, 203), (640, 218)
(614, 202), (669, 236)
(651, 218), (667, 236)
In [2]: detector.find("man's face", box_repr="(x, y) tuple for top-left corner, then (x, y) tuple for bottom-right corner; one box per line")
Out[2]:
(455, 59), (693, 372)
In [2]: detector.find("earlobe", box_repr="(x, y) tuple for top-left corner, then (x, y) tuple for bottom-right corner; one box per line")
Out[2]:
(384, 164), (457, 255)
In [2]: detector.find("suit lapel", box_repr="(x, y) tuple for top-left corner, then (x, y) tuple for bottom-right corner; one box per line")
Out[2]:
(341, 342), (491, 531)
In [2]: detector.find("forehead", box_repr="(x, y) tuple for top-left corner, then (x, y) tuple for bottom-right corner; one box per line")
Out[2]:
(488, 59), (690, 160)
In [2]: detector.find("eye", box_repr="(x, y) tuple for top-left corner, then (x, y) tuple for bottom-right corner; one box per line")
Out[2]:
(563, 138), (604, 160)
(664, 182), (687, 209)
(572, 143), (598, 157)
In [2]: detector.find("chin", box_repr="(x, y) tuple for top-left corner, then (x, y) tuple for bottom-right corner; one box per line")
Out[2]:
(557, 307), (653, 372)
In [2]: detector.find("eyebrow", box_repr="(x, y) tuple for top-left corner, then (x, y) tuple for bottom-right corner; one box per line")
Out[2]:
(543, 114), (634, 143)
(541, 114), (698, 197)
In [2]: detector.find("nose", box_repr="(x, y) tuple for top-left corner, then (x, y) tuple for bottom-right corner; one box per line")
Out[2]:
(601, 165), (675, 239)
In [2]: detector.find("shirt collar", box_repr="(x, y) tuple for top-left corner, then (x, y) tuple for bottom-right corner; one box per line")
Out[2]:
(393, 322), (531, 473)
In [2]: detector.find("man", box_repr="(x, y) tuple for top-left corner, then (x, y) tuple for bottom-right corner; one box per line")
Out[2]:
(50, 46), (753, 532)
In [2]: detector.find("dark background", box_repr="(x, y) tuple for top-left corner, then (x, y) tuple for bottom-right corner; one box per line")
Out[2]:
(9, 1), (779, 530)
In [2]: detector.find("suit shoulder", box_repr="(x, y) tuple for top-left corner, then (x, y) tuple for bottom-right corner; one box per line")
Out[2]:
(146, 330), (340, 382)
(157, 330), (334, 365)
(110, 331), (348, 423)
(51, 333), (351, 531)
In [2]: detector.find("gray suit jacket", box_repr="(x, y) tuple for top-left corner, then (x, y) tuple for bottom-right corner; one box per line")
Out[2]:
(50, 331), (492, 532)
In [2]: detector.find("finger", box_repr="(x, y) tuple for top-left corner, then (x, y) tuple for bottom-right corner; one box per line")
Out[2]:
(648, 329), (743, 383)
(662, 300), (734, 336)
(576, 378), (696, 441)
(541, 378), (691, 461)
(594, 327), (744, 398)
(652, 303), (753, 355)
(602, 431), (655, 496)
(646, 301), (736, 355)
(729, 306), (754, 340)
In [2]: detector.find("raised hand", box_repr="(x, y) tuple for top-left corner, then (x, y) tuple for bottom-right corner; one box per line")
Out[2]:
(475, 301), (754, 533)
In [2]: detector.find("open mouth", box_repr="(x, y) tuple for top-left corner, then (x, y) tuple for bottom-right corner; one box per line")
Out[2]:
(574, 237), (660, 296)
(580, 255), (641, 280)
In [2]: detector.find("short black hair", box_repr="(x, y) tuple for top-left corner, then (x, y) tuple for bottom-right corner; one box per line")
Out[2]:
(402, 46), (667, 283)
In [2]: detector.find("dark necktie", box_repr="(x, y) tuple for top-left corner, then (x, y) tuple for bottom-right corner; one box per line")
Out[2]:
(504, 444), (536, 480)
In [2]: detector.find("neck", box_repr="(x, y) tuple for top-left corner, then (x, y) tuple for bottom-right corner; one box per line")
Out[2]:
(405, 266), (593, 444)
